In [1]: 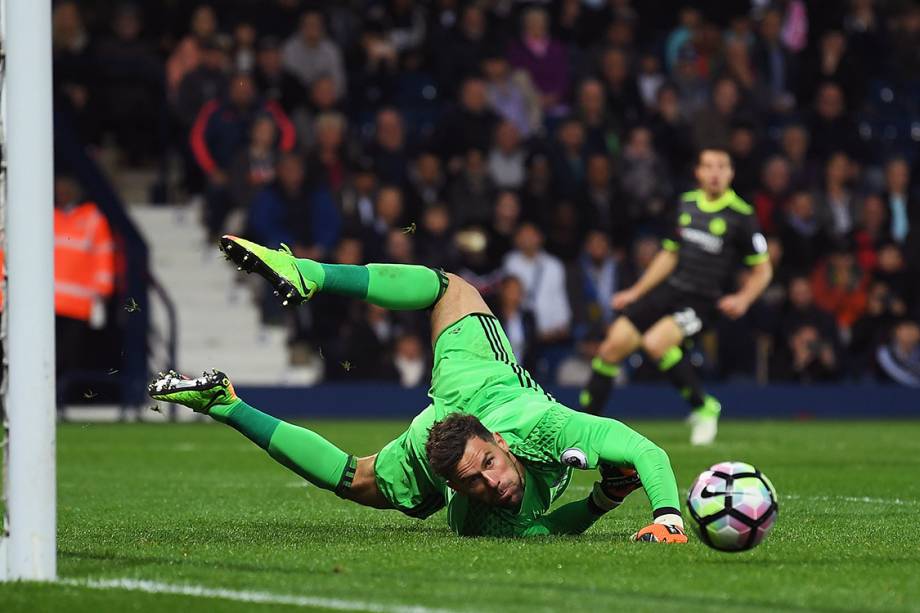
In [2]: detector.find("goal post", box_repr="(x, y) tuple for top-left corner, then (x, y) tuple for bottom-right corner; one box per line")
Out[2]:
(0, 0), (57, 581)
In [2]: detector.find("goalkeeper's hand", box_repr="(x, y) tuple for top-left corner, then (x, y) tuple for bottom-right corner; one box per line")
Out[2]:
(633, 515), (688, 543)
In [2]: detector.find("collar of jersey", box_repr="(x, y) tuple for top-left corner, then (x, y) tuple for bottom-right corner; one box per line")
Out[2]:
(695, 189), (740, 213)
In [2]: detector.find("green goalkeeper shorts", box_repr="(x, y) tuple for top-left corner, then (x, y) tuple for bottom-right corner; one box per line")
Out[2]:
(374, 313), (557, 519)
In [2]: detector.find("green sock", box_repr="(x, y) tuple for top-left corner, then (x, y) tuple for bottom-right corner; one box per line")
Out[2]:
(209, 399), (355, 495)
(293, 259), (448, 310)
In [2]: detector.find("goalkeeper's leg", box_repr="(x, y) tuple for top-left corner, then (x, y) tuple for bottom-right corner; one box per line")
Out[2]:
(220, 235), (492, 341)
(148, 370), (391, 508)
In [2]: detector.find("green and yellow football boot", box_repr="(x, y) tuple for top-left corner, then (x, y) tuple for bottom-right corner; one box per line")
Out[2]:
(219, 235), (318, 306)
(148, 369), (238, 413)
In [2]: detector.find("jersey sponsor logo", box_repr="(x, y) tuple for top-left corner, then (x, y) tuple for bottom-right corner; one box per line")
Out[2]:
(679, 227), (723, 253)
(560, 448), (588, 469)
(673, 307), (703, 336)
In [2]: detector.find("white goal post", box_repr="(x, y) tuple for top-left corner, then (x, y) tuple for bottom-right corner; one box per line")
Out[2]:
(0, 0), (57, 581)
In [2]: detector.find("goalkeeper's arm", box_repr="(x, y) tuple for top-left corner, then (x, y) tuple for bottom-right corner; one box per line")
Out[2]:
(555, 413), (687, 542)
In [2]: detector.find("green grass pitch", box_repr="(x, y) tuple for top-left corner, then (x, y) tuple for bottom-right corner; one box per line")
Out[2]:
(2, 419), (920, 612)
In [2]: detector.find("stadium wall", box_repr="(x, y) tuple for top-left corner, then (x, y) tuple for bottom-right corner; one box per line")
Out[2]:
(234, 383), (919, 420)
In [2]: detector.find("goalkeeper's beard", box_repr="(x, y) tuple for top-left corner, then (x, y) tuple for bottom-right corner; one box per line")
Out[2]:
(500, 446), (526, 511)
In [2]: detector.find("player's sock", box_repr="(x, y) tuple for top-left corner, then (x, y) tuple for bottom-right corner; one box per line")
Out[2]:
(658, 346), (707, 409)
(294, 259), (448, 310)
(578, 357), (619, 415)
(209, 398), (356, 495)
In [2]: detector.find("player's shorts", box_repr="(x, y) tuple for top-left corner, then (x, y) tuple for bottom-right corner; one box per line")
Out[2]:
(621, 282), (716, 337)
(374, 312), (553, 519)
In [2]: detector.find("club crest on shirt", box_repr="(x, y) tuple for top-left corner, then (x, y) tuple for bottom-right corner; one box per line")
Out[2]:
(560, 448), (588, 469)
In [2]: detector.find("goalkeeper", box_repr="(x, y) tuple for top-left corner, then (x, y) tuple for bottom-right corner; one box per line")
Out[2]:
(149, 236), (687, 541)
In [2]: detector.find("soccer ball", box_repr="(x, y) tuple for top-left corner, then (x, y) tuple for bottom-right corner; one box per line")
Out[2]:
(687, 461), (778, 552)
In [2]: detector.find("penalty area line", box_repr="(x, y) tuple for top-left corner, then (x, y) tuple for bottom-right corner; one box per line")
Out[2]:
(60, 577), (460, 613)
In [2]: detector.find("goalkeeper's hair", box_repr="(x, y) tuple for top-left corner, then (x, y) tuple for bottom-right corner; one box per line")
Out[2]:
(426, 413), (493, 479)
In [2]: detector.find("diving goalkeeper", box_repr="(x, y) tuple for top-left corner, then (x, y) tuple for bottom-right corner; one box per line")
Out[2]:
(149, 236), (687, 541)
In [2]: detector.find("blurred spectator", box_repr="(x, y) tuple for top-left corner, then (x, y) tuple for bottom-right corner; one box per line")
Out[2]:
(882, 158), (917, 245)
(807, 82), (860, 161)
(507, 7), (571, 118)
(728, 123), (760, 199)
(753, 156), (792, 235)
(254, 36), (310, 122)
(779, 276), (838, 345)
(888, 5), (920, 83)
(307, 112), (349, 193)
(815, 151), (859, 239)
(780, 191), (829, 274)
(232, 21), (258, 72)
(648, 83), (694, 178)
(577, 154), (628, 248)
(369, 108), (410, 188)
(810, 241), (869, 332)
(415, 203), (458, 270)
(567, 230), (620, 344)
(691, 77), (746, 150)
(876, 320), (920, 387)
(619, 125), (671, 229)
(175, 37), (229, 130)
(282, 10), (346, 97)
(482, 53), (542, 139)
(752, 7), (796, 112)
(190, 72), (296, 239)
(487, 121), (527, 190)
(851, 280), (908, 374)
(636, 54), (666, 111)
(247, 152), (339, 257)
(431, 77), (498, 170)
(406, 152), (446, 215)
(486, 191), (522, 270)
(773, 324), (840, 383)
(167, 5), (218, 101)
(779, 123), (817, 190)
(503, 223), (571, 342)
(447, 148), (497, 227)
(798, 30), (866, 110)
(598, 47), (643, 130)
(97, 3), (165, 165)
(576, 79), (618, 156)
(339, 158), (378, 232)
(385, 228), (415, 264)
(549, 118), (588, 200)
(496, 275), (538, 373)
(436, 4), (492, 97)
(227, 116), (278, 229)
(376, 0), (427, 56)
(53, 1), (100, 145)
(359, 185), (408, 258)
(853, 193), (892, 254)
(393, 333), (427, 387)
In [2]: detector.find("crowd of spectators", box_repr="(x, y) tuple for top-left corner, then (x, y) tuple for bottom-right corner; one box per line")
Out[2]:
(53, 0), (920, 387)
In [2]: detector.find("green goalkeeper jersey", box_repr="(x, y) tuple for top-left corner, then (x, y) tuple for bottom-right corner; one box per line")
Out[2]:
(373, 314), (681, 536)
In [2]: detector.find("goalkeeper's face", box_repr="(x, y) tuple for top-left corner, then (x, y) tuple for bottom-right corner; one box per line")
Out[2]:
(449, 433), (525, 509)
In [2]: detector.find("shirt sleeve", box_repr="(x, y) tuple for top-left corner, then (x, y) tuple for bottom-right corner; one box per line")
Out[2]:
(553, 412), (682, 519)
(740, 213), (769, 266)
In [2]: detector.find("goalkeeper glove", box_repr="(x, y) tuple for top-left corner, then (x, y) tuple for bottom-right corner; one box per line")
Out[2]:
(633, 514), (688, 543)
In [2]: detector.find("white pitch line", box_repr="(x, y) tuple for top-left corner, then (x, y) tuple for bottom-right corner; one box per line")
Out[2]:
(60, 578), (460, 613)
(784, 494), (919, 506)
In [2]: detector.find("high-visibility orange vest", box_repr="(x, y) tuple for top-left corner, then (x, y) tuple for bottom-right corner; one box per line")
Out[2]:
(0, 202), (115, 321)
